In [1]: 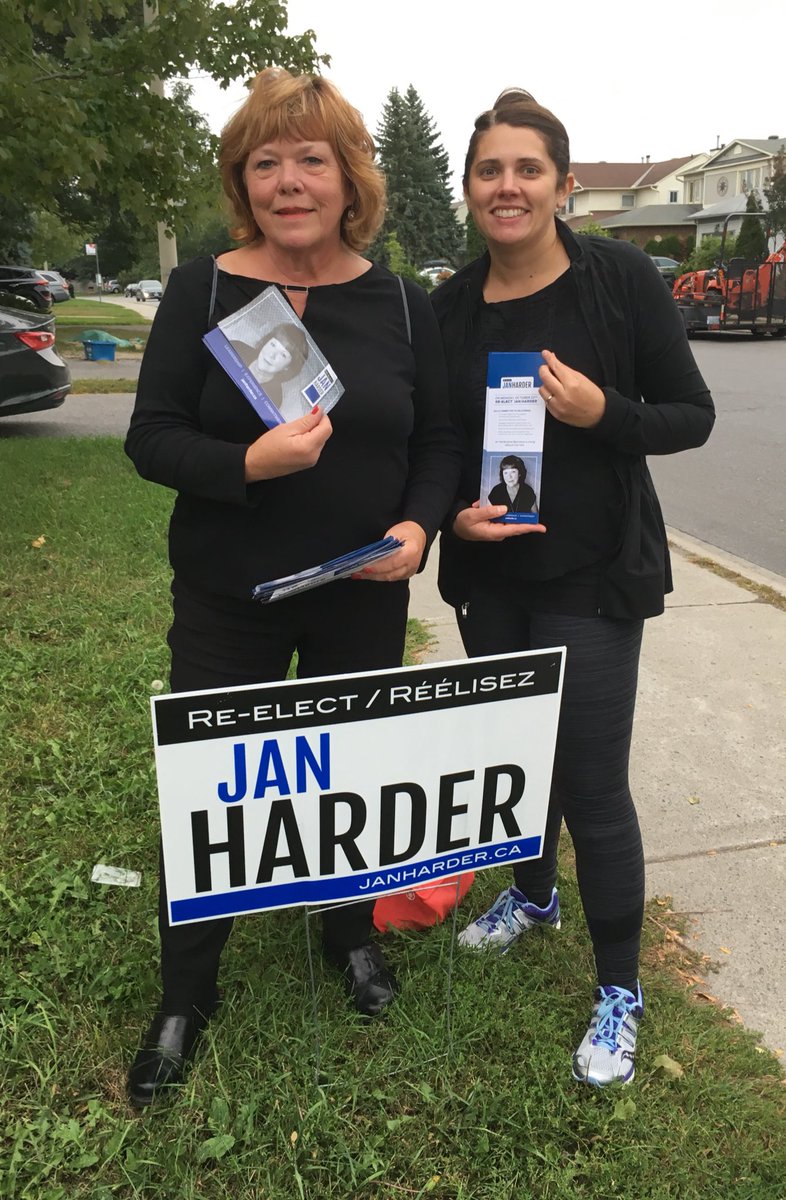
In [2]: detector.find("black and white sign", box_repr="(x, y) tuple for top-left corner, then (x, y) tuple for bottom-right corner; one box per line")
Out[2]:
(152, 651), (565, 926)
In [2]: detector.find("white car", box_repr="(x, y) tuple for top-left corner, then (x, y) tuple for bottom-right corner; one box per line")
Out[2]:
(420, 263), (456, 286)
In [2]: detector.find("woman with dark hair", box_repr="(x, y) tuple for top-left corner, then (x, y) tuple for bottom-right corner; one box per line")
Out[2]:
(431, 90), (714, 1086)
(249, 322), (307, 385)
(487, 454), (536, 513)
(246, 322), (308, 420)
(124, 67), (459, 1106)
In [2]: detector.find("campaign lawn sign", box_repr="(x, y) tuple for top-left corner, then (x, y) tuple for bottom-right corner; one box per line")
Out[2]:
(152, 650), (565, 926)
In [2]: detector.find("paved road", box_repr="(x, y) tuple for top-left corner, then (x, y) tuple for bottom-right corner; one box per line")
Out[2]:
(0, 394), (135, 439)
(649, 334), (786, 575)
(104, 293), (161, 322)
(6, 322), (785, 575)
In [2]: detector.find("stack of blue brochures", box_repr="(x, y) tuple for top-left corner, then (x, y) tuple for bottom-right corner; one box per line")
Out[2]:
(252, 536), (403, 604)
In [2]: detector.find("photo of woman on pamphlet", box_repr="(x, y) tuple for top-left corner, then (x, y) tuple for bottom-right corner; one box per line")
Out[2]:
(238, 322), (308, 421)
(486, 454), (538, 514)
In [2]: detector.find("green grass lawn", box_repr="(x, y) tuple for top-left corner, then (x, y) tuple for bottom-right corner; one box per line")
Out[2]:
(55, 299), (153, 326)
(68, 379), (139, 395)
(1, 439), (784, 1199)
(55, 297), (150, 356)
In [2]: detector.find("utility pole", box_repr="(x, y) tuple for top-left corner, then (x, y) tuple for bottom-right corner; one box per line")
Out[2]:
(142, 0), (178, 289)
(85, 241), (102, 302)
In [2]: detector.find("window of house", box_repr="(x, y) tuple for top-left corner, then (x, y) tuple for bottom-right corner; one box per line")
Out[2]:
(621, 194), (635, 207)
(567, 196), (575, 214)
(669, 190), (678, 203)
(739, 168), (760, 191)
(688, 180), (702, 203)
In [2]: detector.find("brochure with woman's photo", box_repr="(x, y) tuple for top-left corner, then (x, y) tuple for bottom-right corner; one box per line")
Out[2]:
(203, 285), (344, 427)
(481, 352), (546, 524)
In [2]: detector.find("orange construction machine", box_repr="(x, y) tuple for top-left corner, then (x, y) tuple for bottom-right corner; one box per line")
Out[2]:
(673, 214), (786, 337)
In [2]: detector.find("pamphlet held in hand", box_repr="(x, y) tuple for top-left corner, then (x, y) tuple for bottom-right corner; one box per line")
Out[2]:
(203, 285), (344, 428)
(481, 352), (546, 524)
(252, 537), (403, 604)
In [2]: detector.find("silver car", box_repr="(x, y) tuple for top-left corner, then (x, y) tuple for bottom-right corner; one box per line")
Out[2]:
(649, 256), (681, 286)
(135, 279), (162, 301)
(38, 270), (71, 303)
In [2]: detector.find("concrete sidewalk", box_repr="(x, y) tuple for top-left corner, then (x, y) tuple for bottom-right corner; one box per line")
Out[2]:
(66, 356), (141, 383)
(409, 536), (786, 1054)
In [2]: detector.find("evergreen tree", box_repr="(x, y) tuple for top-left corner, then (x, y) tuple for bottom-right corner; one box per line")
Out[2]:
(735, 190), (768, 261)
(464, 212), (487, 262)
(763, 147), (786, 242)
(373, 86), (461, 268)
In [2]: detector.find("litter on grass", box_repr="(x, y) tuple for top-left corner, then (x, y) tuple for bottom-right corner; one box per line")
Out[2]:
(91, 864), (141, 887)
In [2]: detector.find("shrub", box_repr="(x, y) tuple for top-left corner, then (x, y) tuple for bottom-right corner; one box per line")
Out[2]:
(679, 234), (737, 274)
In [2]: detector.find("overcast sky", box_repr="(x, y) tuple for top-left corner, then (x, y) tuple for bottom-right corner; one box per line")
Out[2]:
(189, 0), (784, 199)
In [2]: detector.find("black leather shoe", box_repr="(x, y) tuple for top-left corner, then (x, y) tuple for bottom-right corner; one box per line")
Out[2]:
(326, 942), (398, 1016)
(127, 1009), (211, 1107)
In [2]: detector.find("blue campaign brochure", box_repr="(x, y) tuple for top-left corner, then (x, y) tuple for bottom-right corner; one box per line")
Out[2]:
(252, 537), (403, 604)
(203, 285), (344, 429)
(481, 352), (546, 524)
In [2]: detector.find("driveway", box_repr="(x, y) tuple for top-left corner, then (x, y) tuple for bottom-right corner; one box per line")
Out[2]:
(107, 294), (161, 322)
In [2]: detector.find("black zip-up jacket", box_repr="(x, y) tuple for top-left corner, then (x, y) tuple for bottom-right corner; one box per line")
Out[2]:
(431, 222), (716, 619)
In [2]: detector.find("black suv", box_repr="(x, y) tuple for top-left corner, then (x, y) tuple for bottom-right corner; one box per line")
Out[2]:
(0, 266), (53, 312)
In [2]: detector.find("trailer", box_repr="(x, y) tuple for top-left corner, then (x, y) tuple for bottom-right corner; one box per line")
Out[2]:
(673, 214), (786, 337)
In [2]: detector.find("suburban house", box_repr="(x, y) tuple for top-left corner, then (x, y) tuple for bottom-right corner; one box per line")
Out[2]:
(678, 137), (785, 246)
(560, 155), (708, 248)
(452, 137), (784, 254)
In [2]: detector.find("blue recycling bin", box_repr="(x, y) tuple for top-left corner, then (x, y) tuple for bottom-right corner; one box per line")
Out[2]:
(84, 340), (116, 362)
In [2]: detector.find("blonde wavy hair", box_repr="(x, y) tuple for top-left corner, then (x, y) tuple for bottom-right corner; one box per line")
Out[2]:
(219, 68), (386, 252)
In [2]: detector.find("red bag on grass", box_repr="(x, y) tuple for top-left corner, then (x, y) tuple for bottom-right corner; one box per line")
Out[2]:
(373, 873), (474, 932)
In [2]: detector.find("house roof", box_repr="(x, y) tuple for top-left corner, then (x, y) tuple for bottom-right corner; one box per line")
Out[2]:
(571, 157), (694, 189)
(561, 209), (622, 229)
(734, 139), (786, 154)
(688, 193), (770, 222)
(600, 204), (700, 228)
(682, 138), (786, 174)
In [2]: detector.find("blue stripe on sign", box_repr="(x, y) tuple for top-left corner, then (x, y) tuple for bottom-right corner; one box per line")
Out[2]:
(169, 836), (542, 922)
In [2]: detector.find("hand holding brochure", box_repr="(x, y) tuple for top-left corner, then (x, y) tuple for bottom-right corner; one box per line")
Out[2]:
(252, 537), (403, 604)
(203, 285), (344, 428)
(481, 352), (546, 524)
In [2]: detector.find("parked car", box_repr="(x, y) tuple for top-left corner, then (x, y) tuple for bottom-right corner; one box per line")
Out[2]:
(419, 260), (456, 286)
(104, 279), (122, 294)
(0, 299), (71, 417)
(135, 279), (162, 301)
(0, 266), (52, 312)
(38, 270), (71, 303)
(649, 256), (681, 286)
(124, 281), (140, 297)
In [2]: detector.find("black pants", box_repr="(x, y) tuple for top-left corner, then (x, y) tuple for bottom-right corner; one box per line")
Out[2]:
(158, 577), (409, 1013)
(457, 580), (645, 990)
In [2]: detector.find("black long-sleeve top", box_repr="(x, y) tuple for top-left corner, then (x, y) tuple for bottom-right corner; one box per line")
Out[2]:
(125, 258), (460, 599)
(432, 223), (716, 619)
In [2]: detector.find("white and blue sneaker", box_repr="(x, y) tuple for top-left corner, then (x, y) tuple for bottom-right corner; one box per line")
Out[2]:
(458, 886), (561, 953)
(572, 982), (644, 1086)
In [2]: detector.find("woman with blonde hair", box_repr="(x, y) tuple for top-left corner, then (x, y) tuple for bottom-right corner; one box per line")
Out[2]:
(125, 67), (459, 1106)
